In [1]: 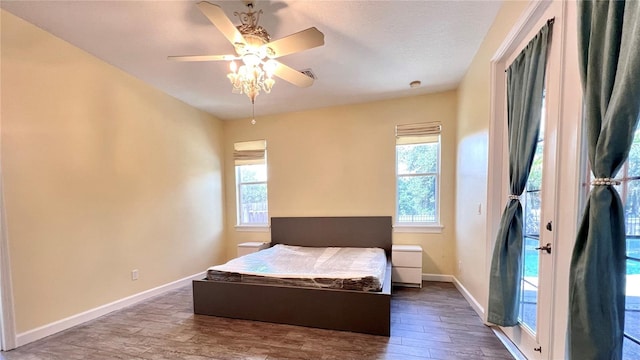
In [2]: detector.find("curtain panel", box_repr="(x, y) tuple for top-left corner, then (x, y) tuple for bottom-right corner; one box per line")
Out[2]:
(569, 1), (640, 359)
(487, 21), (553, 326)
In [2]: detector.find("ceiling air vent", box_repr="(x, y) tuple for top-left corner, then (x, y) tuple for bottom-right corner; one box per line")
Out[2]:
(300, 69), (317, 80)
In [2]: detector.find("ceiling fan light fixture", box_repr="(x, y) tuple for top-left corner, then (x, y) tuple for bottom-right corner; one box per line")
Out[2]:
(223, 4), (281, 103)
(264, 77), (275, 92)
(264, 59), (278, 75)
(242, 53), (261, 67)
(227, 58), (275, 102)
(170, 2), (324, 104)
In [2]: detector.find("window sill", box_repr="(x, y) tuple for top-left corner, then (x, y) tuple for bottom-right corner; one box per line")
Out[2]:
(393, 224), (444, 234)
(235, 225), (271, 232)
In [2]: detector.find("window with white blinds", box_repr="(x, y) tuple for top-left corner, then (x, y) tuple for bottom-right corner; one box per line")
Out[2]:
(395, 122), (441, 225)
(234, 140), (268, 226)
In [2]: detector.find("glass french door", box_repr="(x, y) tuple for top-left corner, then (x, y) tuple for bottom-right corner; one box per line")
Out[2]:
(501, 84), (555, 360)
(610, 126), (640, 359)
(497, 2), (562, 358)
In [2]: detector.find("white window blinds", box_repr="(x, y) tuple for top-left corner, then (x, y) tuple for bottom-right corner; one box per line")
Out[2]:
(395, 122), (441, 145)
(233, 140), (266, 166)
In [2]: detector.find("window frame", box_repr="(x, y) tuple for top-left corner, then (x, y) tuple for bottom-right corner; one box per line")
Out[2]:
(235, 164), (268, 227)
(394, 136), (442, 230)
(234, 140), (269, 229)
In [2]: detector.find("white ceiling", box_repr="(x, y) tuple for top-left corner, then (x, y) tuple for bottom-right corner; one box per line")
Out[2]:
(1, 0), (503, 121)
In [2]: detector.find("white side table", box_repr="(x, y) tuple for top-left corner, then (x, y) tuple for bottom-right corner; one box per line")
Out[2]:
(237, 242), (269, 257)
(391, 245), (423, 287)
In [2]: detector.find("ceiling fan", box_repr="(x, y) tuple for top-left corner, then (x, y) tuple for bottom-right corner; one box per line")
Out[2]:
(169, 1), (324, 103)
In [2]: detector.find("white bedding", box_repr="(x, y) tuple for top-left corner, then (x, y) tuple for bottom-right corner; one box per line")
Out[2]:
(207, 244), (387, 291)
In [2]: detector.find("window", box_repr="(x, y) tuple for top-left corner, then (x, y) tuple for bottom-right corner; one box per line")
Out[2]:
(395, 122), (441, 226)
(615, 127), (640, 359)
(234, 140), (268, 226)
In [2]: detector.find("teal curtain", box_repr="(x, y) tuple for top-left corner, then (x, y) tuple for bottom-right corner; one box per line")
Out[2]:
(488, 21), (552, 326)
(569, 1), (640, 359)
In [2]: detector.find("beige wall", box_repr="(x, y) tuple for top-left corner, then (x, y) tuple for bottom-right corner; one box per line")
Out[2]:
(1, 10), (226, 333)
(0, 0), (534, 338)
(223, 92), (457, 275)
(455, 1), (530, 309)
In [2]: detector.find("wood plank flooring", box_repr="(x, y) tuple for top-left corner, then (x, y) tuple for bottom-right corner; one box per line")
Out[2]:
(0, 282), (513, 359)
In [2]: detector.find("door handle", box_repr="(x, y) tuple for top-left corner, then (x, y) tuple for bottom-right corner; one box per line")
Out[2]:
(535, 243), (552, 254)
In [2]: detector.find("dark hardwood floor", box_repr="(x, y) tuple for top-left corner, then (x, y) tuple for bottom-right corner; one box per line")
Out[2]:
(0, 282), (513, 359)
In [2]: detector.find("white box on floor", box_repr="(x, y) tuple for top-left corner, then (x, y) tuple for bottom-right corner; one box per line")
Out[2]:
(237, 242), (269, 257)
(392, 244), (423, 287)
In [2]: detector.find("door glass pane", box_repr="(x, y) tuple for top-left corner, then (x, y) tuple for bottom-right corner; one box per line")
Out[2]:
(520, 236), (539, 331)
(527, 142), (544, 192)
(623, 337), (640, 360)
(619, 125), (640, 360)
(519, 99), (545, 334)
(625, 259), (640, 341)
(627, 127), (640, 177)
(626, 181), (640, 239)
(524, 191), (541, 235)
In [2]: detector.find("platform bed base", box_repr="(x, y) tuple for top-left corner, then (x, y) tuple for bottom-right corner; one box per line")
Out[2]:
(193, 216), (393, 336)
(192, 260), (391, 336)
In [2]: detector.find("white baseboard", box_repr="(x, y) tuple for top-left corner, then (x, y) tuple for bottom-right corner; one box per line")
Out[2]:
(451, 276), (485, 318)
(15, 272), (486, 348)
(15, 271), (205, 348)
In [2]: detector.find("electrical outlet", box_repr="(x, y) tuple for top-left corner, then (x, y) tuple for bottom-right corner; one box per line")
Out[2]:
(131, 269), (139, 281)
(458, 261), (463, 274)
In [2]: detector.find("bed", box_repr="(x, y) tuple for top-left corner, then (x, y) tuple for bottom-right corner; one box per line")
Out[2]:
(206, 244), (388, 291)
(192, 216), (392, 336)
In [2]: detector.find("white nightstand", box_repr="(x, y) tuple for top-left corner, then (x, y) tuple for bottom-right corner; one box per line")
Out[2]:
(237, 242), (269, 257)
(392, 245), (423, 287)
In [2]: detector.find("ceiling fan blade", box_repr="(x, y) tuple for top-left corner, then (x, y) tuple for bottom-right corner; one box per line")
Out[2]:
(273, 61), (314, 88)
(265, 27), (325, 58)
(197, 1), (245, 45)
(167, 55), (237, 62)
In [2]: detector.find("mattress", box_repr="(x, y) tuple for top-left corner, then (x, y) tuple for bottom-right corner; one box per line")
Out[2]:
(207, 244), (387, 292)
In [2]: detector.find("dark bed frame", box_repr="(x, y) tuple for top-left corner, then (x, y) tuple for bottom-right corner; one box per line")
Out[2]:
(192, 216), (392, 336)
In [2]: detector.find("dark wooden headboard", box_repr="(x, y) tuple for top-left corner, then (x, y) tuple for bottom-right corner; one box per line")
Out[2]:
(270, 216), (392, 255)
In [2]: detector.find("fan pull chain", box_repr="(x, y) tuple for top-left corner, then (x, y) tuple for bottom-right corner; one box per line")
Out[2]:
(251, 100), (256, 125)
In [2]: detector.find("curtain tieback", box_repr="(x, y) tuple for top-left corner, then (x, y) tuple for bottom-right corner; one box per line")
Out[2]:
(508, 195), (521, 201)
(591, 177), (621, 186)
